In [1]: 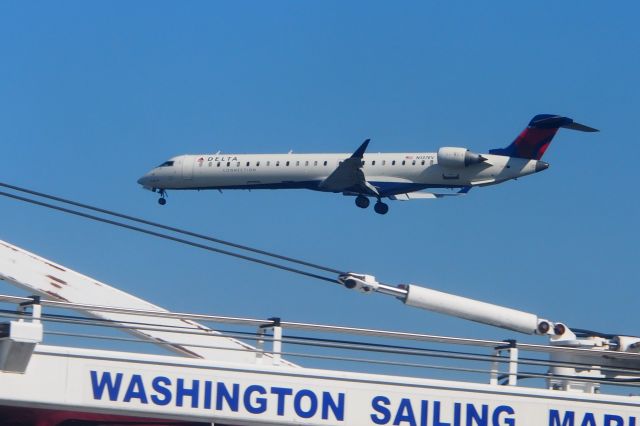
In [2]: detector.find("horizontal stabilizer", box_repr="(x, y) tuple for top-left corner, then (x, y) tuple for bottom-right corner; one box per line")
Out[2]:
(528, 114), (599, 132)
(563, 121), (599, 132)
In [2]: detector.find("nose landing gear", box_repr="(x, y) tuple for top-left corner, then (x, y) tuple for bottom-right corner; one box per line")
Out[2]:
(156, 189), (167, 205)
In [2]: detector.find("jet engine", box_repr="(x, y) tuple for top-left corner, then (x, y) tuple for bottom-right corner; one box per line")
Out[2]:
(437, 147), (487, 169)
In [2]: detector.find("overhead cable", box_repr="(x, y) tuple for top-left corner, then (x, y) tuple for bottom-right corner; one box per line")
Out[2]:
(0, 182), (344, 275)
(0, 189), (340, 284)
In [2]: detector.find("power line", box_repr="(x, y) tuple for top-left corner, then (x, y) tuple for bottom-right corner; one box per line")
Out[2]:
(0, 188), (341, 285)
(0, 182), (344, 275)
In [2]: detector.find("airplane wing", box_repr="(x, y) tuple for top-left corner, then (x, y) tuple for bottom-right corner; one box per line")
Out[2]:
(319, 139), (380, 196)
(389, 187), (471, 201)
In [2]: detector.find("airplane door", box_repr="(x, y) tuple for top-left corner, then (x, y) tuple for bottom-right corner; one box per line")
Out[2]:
(182, 157), (195, 180)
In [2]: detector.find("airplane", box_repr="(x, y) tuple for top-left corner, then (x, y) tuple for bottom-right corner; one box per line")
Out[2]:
(137, 114), (597, 214)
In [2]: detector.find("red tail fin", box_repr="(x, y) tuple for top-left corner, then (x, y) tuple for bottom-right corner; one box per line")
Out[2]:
(489, 114), (598, 160)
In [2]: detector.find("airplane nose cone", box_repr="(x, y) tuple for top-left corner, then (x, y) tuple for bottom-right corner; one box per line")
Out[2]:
(138, 174), (153, 187)
(535, 161), (549, 172)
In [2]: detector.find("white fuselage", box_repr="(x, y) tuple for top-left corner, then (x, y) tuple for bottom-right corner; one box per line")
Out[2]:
(138, 151), (545, 198)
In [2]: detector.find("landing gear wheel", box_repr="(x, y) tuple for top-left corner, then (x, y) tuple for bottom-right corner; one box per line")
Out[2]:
(355, 195), (370, 209)
(157, 189), (167, 205)
(374, 201), (389, 215)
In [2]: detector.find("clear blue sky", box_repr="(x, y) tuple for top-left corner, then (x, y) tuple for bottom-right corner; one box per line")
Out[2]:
(0, 1), (638, 349)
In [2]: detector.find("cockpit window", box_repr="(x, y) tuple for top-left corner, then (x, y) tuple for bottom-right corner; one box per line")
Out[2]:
(158, 161), (174, 167)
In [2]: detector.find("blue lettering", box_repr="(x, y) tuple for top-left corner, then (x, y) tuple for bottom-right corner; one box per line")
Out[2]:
(393, 398), (416, 426)
(216, 382), (239, 412)
(467, 404), (488, 426)
(630, 417), (637, 426)
(244, 385), (267, 414)
(420, 400), (428, 426)
(204, 381), (212, 410)
(123, 374), (148, 404)
(322, 392), (345, 421)
(371, 396), (392, 425)
(580, 413), (596, 426)
(176, 378), (199, 408)
(294, 389), (318, 419)
(454, 402), (461, 426)
(271, 387), (293, 416)
(434, 401), (451, 426)
(605, 415), (624, 426)
(493, 405), (515, 426)
(90, 371), (122, 401)
(550, 410), (575, 426)
(151, 376), (172, 406)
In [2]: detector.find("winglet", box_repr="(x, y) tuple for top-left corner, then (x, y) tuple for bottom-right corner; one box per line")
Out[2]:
(350, 139), (371, 159)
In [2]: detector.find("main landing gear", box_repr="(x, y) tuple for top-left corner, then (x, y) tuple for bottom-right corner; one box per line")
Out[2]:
(374, 201), (389, 215)
(354, 195), (389, 215)
(355, 195), (370, 209)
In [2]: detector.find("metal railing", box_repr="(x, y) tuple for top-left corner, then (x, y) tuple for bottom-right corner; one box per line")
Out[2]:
(1, 293), (639, 395)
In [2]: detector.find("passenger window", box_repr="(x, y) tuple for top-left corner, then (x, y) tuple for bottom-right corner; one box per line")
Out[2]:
(236, 162), (240, 167)
(361, 160), (365, 166)
(402, 160), (406, 165)
(267, 161), (271, 166)
(286, 161), (290, 166)
(430, 160), (434, 165)
(323, 160), (327, 166)
(314, 161), (318, 166)
(305, 161), (309, 166)
(392, 160), (396, 166)
(382, 160), (386, 166)
(256, 161), (260, 167)
(217, 162), (220, 167)
(372, 160), (376, 166)
(226, 162), (230, 167)
(421, 160), (425, 166)
(276, 161), (280, 166)
(246, 161), (250, 167)
(208, 162), (212, 167)
(412, 160), (416, 166)
(296, 161), (300, 166)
